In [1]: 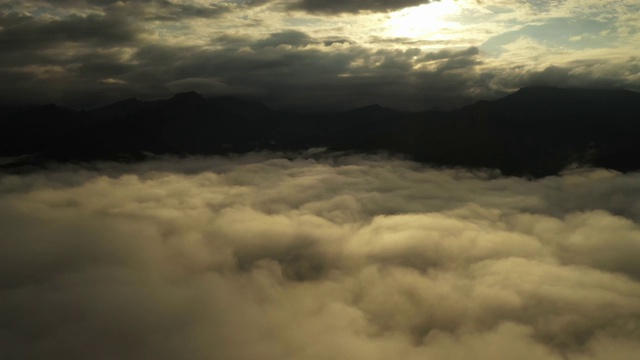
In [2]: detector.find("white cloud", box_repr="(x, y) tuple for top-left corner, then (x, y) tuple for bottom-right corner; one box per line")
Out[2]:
(1, 154), (639, 359)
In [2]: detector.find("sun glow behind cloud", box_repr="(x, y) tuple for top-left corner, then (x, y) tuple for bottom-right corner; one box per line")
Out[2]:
(385, 0), (464, 41)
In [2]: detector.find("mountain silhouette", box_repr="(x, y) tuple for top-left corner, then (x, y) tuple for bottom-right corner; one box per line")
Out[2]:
(1, 87), (639, 177)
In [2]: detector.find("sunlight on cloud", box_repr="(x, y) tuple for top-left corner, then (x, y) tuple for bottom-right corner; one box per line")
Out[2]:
(1, 154), (640, 359)
(385, 0), (464, 41)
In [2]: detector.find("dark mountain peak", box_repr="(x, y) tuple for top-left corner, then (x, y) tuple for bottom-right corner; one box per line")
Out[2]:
(88, 97), (146, 119)
(170, 91), (205, 103)
(211, 95), (246, 102)
(515, 86), (559, 94)
(352, 104), (384, 111)
(94, 97), (140, 110)
(163, 92), (206, 113)
(30, 103), (71, 115)
(36, 103), (62, 111)
(115, 97), (140, 105)
(348, 103), (398, 116)
(211, 96), (267, 108)
(489, 86), (640, 114)
(208, 96), (273, 116)
(509, 86), (640, 100)
(502, 86), (572, 102)
(0, 105), (35, 118)
(2, 87), (640, 177)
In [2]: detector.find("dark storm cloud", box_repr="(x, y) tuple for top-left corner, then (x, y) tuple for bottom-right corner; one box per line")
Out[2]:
(30, 0), (233, 19)
(287, 0), (437, 14)
(322, 37), (353, 46)
(1, 154), (640, 359)
(73, 51), (136, 79)
(0, 19), (482, 110)
(0, 12), (139, 51)
(138, 0), (234, 21)
(39, 0), (118, 4)
(253, 30), (320, 48)
(153, 38), (485, 110)
(0, 24), (486, 109)
(419, 46), (480, 62)
(0, 7), (143, 106)
(0, 0), (485, 109)
(1, 1), (637, 109)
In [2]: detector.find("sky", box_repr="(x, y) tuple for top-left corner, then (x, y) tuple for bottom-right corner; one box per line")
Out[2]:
(1, 0), (639, 110)
(2, 153), (640, 359)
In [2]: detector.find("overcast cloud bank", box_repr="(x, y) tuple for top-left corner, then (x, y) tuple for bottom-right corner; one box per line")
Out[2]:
(2, 0), (639, 110)
(1, 153), (640, 359)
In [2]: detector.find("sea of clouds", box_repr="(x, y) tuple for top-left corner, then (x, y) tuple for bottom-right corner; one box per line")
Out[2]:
(1, 153), (639, 359)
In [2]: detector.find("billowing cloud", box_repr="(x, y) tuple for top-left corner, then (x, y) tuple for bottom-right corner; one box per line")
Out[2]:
(1, 153), (640, 359)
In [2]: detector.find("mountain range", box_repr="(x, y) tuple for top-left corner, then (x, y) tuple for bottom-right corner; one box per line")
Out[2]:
(1, 87), (639, 177)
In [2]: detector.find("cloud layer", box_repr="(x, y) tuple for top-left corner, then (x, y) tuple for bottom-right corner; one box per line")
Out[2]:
(1, 153), (640, 359)
(1, 0), (638, 109)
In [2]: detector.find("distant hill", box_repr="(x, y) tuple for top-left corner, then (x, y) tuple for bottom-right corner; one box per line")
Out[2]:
(1, 87), (639, 177)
